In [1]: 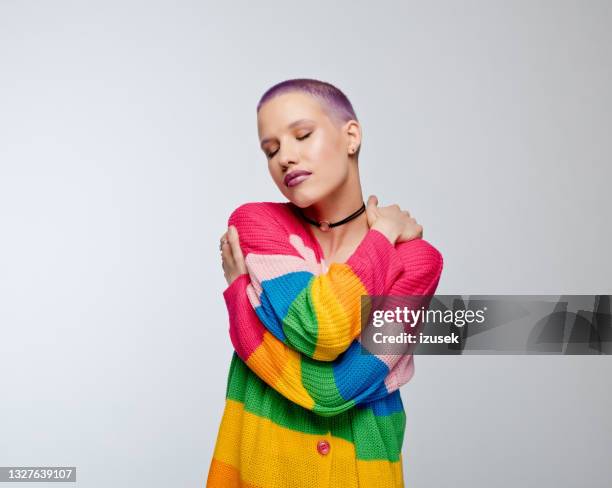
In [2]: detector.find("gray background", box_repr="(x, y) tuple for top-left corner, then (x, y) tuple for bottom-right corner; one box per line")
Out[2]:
(0, 1), (610, 486)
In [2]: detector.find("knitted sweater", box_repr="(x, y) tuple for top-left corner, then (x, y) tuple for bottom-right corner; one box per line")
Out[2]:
(207, 201), (443, 488)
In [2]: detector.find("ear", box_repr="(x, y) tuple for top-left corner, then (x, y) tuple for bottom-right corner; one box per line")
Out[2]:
(343, 119), (362, 156)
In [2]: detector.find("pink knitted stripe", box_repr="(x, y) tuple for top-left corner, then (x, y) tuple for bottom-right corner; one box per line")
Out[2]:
(224, 274), (265, 360)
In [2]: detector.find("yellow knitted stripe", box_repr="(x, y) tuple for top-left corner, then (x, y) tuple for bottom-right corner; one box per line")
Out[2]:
(354, 456), (405, 488)
(246, 330), (315, 410)
(207, 458), (262, 487)
(310, 265), (368, 361)
(210, 398), (404, 487)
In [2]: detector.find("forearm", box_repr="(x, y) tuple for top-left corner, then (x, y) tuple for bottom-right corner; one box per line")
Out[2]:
(222, 253), (442, 416)
(229, 203), (405, 361)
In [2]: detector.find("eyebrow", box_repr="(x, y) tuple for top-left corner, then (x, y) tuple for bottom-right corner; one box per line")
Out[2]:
(260, 118), (316, 148)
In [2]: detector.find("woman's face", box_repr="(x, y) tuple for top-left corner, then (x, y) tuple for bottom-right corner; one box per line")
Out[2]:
(257, 92), (359, 208)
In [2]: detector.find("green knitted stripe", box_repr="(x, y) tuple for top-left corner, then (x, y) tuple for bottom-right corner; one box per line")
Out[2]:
(226, 352), (327, 434)
(300, 354), (349, 413)
(351, 408), (406, 462)
(282, 285), (317, 357)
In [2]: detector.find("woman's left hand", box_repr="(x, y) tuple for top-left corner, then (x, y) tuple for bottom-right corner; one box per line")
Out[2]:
(220, 225), (247, 286)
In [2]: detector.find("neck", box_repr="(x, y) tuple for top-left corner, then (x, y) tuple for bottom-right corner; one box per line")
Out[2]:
(301, 169), (367, 255)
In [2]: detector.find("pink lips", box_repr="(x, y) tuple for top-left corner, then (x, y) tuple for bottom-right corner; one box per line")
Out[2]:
(284, 170), (312, 187)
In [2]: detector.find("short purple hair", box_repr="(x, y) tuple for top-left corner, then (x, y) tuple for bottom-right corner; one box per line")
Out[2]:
(257, 78), (361, 157)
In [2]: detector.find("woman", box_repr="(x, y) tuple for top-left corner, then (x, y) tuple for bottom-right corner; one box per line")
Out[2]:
(207, 79), (443, 487)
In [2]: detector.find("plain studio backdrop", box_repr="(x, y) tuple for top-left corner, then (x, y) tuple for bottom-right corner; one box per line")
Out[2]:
(1, 1), (610, 487)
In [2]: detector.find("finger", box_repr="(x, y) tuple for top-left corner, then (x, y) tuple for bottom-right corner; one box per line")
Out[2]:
(367, 194), (378, 209)
(220, 232), (231, 257)
(220, 245), (231, 264)
(228, 226), (245, 263)
(221, 248), (236, 278)
(219, 231), (229, 251)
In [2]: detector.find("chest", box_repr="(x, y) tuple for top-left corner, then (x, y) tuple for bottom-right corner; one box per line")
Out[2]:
(318, 246), (359, 273)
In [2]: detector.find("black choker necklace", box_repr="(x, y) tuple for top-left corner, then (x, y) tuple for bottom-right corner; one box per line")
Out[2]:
(296, 201), (366, 232)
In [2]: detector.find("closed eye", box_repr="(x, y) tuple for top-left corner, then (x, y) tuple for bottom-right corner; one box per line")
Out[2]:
(265, 132), (312, 159)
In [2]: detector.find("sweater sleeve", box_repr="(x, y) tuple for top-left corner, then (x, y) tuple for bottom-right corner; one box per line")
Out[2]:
(227, 202), (405, 362)
(222, 237), (444, 417)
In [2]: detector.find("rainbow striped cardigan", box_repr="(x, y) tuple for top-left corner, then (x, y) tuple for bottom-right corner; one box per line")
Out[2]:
(207, 201), (443, 488)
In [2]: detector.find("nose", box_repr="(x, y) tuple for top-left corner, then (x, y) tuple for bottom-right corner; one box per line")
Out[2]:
(276, 141), (299, 169)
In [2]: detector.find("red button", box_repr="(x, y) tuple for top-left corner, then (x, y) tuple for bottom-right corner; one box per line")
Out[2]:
(317, 440), (330, 455)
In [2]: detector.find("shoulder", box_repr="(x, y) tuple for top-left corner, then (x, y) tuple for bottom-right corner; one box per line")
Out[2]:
(395, 238), (444, 274)
(226, 201), (301, 236)
(227, 201), (287, 223)
(225, 201), (303, 256)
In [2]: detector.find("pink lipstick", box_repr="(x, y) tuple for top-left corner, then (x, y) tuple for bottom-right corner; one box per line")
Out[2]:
(284, 170), (312, 187)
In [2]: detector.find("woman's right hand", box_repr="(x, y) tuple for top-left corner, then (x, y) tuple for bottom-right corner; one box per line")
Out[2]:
(366, 194), (423, 244)
(220, 225), (248, 286)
